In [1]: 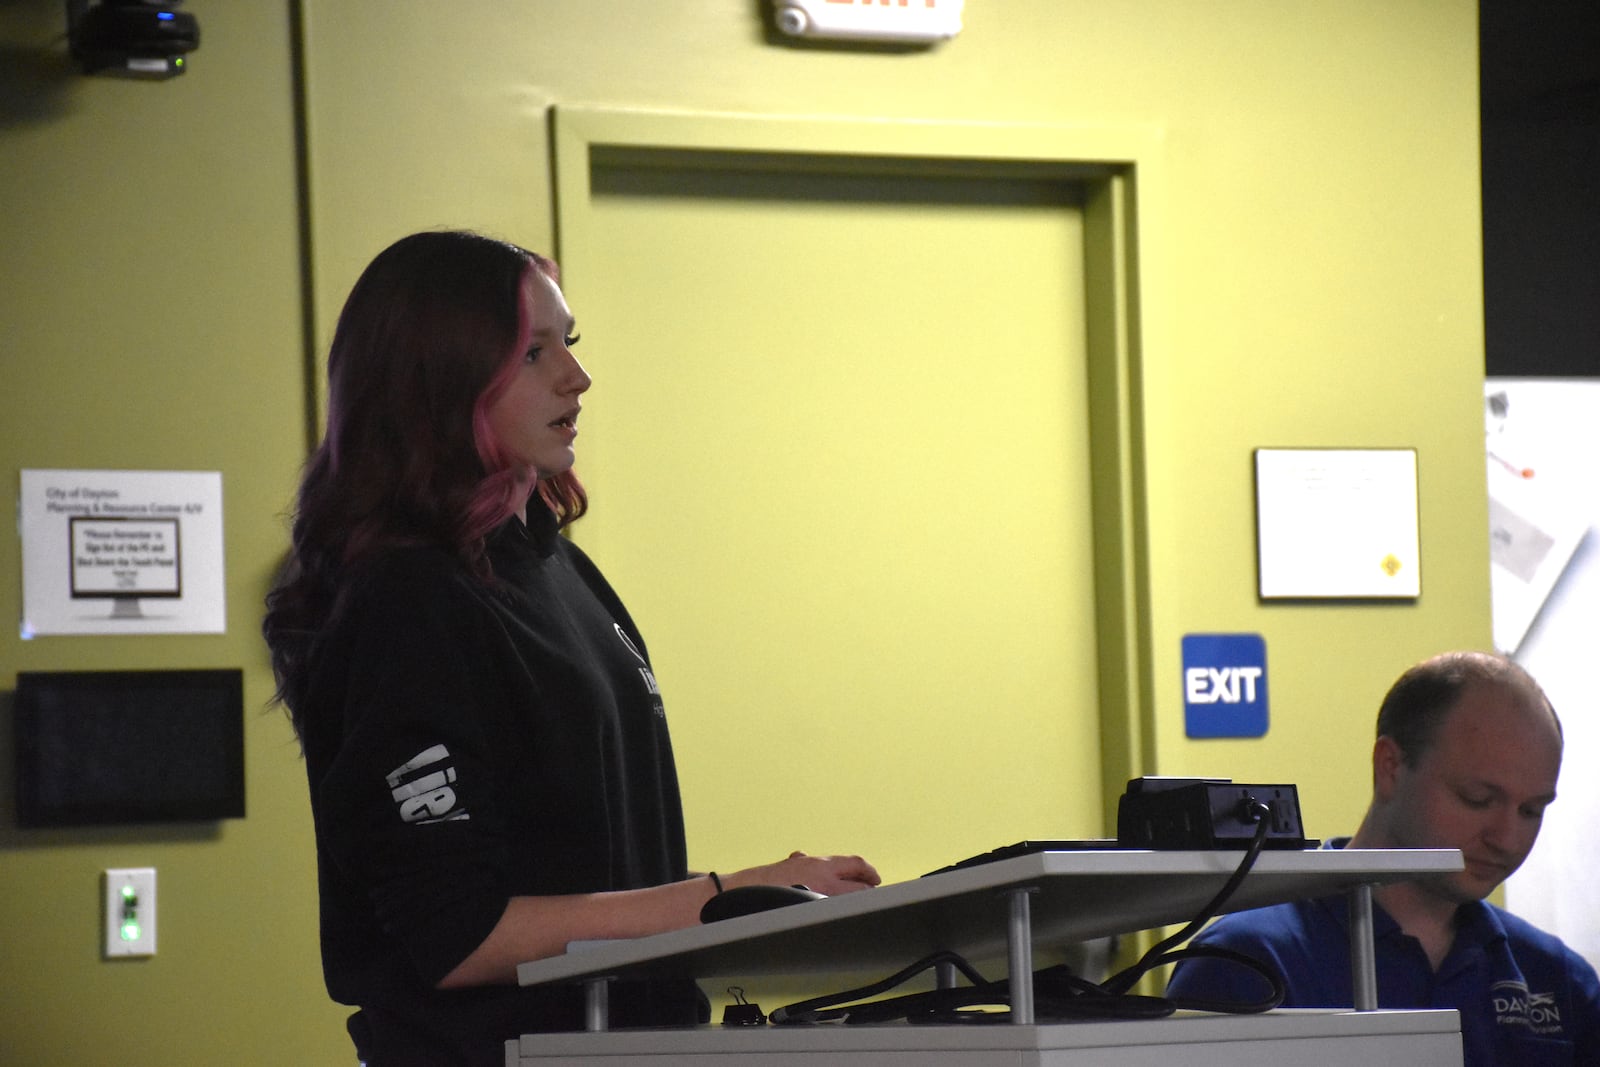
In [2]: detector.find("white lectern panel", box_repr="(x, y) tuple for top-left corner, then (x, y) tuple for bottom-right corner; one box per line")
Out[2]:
(516, 848), (1461, 987)
(511, 1009), (1462, 1066)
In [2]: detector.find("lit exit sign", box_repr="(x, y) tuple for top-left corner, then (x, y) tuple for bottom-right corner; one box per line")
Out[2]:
(774, 0), (964, 43)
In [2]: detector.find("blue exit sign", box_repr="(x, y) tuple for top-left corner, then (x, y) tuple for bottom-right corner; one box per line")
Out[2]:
(1182, 633), (1269, 738)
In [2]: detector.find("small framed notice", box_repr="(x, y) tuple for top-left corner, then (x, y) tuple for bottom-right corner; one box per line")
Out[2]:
(19, 469), (225, 636)
(1254, 448), (1420, 600)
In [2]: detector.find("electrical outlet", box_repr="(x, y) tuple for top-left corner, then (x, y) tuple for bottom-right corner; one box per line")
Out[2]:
(104, 867), (157, 957)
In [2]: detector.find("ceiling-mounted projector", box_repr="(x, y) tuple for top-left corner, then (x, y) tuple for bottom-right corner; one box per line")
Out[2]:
(67, 0), (200, 79)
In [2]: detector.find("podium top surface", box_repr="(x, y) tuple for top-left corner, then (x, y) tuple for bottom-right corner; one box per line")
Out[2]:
(516, 847), (1462, 988)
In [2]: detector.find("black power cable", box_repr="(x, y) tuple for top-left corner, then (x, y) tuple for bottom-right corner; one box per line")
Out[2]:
(1100, 798), (1276, 996)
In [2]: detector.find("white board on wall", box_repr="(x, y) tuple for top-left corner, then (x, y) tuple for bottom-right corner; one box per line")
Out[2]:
(1487, 379), (1600, 973)
(1254, 448), (1421, 600)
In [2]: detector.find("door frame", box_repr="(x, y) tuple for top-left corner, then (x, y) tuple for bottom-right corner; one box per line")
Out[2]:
(549, 105), (1166, 830)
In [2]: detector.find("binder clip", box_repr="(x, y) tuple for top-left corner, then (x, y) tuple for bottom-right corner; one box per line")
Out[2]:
(722, 985), (767, 1026)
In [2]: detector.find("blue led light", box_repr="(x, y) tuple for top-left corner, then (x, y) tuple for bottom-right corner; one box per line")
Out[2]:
(157, 11), (175, 19)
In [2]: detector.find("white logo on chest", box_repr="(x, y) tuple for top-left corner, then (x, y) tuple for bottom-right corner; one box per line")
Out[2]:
(1492, 979), (1563, 1035)
(614, 623), (662, 699)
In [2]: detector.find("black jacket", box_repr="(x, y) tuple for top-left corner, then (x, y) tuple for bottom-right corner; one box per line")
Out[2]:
(299, 506), (698, 1064)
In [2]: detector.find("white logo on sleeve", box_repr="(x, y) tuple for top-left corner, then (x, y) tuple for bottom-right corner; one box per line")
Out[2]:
(385, 744), (470, 824)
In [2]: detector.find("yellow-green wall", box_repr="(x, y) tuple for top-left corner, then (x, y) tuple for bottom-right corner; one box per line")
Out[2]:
(1, 2), (1488, 1063)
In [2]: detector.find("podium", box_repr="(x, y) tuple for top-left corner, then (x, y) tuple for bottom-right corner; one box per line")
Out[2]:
(509, 847), (1465, 1065)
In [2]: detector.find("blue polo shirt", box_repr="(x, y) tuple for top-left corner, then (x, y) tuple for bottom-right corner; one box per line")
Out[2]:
(1166, 865), (1600, 1066)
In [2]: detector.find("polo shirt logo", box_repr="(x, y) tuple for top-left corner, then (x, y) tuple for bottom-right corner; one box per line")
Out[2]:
(1491, 979), (1563, 1036)
(385, 744), (470, 824)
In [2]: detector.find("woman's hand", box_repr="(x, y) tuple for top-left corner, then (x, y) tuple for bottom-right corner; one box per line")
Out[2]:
(438, 851), (882, 988)
(726, 850), (881, 896)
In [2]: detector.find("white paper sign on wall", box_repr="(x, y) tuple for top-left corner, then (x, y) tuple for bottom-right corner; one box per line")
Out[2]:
(19, 469), (226, 637)
(1254, 448), (1421, 600)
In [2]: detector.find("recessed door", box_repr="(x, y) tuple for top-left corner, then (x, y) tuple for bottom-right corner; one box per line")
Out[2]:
(558, 118), (1116, 877)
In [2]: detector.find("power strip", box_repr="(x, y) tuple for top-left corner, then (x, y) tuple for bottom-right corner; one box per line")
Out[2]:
(1116, 777), (1312, 850)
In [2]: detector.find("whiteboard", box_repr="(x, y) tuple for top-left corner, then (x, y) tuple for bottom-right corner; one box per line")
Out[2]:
(1488, 379), (1600, 974)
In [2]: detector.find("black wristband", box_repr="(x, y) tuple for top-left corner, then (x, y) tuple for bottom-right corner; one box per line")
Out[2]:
(708, 871), (724, 894)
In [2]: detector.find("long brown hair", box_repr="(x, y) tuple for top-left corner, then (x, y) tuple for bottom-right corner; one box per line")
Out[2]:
(263, 230), (586, 734)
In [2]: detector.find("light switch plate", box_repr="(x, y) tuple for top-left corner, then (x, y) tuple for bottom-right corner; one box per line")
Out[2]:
(104, 867), (157, 957)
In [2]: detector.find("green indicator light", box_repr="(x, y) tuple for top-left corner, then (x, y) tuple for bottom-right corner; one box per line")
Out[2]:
(121, 886), (136, 901)
(175, 58), (184, 68)
(121, 920), (141, 941)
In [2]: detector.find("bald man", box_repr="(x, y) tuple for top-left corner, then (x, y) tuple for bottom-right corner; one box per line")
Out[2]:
(1167, 651), (1600, 1067)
